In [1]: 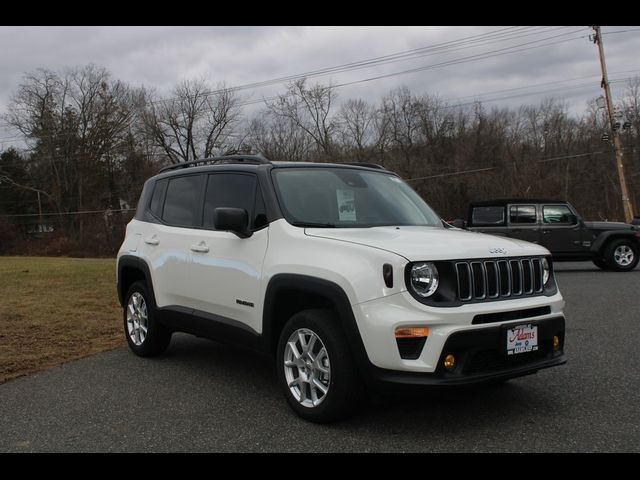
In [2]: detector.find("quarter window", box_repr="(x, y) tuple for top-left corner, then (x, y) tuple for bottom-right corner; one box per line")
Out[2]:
(162, 175), (203, 227)
(149, 179), (167, 219)
(509, 205), (537, 224)
(471, 206), (505, 226)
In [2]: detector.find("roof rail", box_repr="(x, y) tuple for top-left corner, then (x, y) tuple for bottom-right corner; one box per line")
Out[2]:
(343, 162), (387, 170)
(158, 155), (271, 174)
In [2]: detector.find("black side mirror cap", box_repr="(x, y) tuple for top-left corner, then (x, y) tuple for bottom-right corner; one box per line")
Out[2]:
(213, 207), (252, 238)
(451, 219), (467, 229)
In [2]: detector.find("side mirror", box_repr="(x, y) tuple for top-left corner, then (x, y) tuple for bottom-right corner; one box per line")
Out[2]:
(451, 219), (467, 229)
(214, 207), (252, 238)
(566, 214), (578, 225)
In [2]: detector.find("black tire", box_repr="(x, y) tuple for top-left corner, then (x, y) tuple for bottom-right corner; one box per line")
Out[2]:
(592, 257), (609, 270)
(276, 309), (364, 423)
(123, 281), (172, 357)
(603, 239), (639, 272)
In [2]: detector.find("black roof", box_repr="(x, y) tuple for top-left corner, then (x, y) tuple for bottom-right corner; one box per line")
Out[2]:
(155, 155), (388, 179)
(272, 161), (387, 170)
(158, 155), (270, 173)
(469, 198), (567, 207)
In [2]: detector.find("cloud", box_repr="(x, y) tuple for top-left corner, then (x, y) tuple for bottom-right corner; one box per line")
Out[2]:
(1, 25), (639, 140)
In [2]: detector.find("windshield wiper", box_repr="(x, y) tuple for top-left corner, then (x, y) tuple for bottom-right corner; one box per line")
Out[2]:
(290, 221), (337, 228)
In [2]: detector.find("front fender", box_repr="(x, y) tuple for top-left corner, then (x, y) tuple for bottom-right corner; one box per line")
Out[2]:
(591, 230), (639, 253)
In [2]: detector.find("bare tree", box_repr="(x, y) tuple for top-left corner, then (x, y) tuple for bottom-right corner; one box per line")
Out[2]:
(380, 87), (421, 170)
(247, 113), (313, 162)
(3, 65), (151, 244)
(337, 99), (374, 159)
(143, 79), (243, 164)
(266, 79), (337, 158)
(415, 94), (453, 145)
(370, 105), (393, 165)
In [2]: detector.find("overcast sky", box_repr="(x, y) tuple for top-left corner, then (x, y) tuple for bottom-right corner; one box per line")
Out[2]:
(1, 25), (640, 147)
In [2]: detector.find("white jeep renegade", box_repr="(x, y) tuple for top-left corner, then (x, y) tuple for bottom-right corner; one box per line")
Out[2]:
(117, 155), (566, 423)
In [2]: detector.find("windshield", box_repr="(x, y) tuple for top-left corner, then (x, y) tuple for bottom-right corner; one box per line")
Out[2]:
(272, 168), (442, 228)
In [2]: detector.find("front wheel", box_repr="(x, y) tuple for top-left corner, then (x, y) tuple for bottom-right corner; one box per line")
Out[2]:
(276, 309), (363, 423)
(604, 239), (639, 272)
(124, 281), (172, 357)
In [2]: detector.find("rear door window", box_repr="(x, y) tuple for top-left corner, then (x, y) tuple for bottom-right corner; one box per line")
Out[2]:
(509, 205), (537, 224)
(162, 175), (203, 227)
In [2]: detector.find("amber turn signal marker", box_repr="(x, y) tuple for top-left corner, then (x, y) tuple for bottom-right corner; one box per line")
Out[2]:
(553, 335), (560, 351)
(444, 354), (456, 370)
(395, 327), (429, 338)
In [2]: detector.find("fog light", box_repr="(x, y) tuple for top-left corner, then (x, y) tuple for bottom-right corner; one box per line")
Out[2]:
(444, 354), (456, 370)
(395, 327), (429, 338)
(553, 335), (560, 351)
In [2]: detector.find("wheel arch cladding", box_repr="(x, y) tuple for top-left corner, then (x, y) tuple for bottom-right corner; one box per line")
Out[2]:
(117, 255), (156, 307)
(592, 231), (639, 253)
(262, 274), (370, 370)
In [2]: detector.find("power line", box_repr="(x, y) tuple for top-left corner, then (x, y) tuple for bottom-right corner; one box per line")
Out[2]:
(442, 70), (640, 104)
(1, 28), (636, 160)
(537, 151), (611, 163)
(398, 148), (627, 184)
(0, 207), (136, 218)
(148, 26), (565, 105)
(0, 30), (598, 146)
(444, 77), (636, 109)
(0, 26), (578, 133)
(602, 28), (640, 36)
(405, 167), (496, 182)
(334, 29), (588, 89)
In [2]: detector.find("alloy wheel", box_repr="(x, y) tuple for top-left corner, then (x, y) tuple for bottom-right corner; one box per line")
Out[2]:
(126, 292), (148, 346)
(283, 328), (331, 408)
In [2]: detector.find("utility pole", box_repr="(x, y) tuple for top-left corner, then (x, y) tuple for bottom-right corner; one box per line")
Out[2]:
(592, 26), (635, 223)
(37, 190), (43, 227)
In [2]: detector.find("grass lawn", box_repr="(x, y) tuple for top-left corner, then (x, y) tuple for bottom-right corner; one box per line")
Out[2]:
(0, 256), (124, 383)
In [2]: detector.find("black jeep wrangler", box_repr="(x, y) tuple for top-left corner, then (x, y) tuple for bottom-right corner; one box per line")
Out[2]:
(462, 199), (640, 271)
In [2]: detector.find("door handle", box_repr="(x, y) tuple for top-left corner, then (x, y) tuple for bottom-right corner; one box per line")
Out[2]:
(143, 235), (159, 246)
(542, 230), (551, 234)
(190, 242), (210, 253)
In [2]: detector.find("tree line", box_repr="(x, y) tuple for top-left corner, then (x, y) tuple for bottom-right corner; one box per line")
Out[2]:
(1, 64), (639, 255)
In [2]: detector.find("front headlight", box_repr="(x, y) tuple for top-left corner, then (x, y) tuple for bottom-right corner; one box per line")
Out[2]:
(410, 262), (439, 297)
(542, 257), (551, 285)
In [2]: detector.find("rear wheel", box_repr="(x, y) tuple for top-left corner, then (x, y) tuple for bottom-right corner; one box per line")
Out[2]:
(124, 281), (172, 357)
(276, 309), (363, 423)
(604, 239), (639, 272)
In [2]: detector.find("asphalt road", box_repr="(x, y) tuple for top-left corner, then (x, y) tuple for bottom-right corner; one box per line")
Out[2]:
(1, 261), (639, 452)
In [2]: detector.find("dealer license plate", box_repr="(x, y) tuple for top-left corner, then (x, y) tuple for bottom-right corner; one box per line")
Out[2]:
(506, 324), (538, 355)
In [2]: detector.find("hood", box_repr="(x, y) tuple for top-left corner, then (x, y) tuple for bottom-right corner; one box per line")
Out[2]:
(305, 226), (549, 261)
(583, 221), (634, 231)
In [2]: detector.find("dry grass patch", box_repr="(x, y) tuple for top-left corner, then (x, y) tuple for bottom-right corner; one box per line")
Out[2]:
(0, 256), (124, 383)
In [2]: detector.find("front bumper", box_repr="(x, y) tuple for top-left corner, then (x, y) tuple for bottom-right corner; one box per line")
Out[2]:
(353, 290), (565, 372)
(364, 316), (566, 392)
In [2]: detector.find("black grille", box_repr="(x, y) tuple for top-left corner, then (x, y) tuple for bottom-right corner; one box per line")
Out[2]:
(396, 337), (427, 360)
(464, 344), (551, 375)
(472, 306), (552, 325)
(455, 257), (544, 302)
